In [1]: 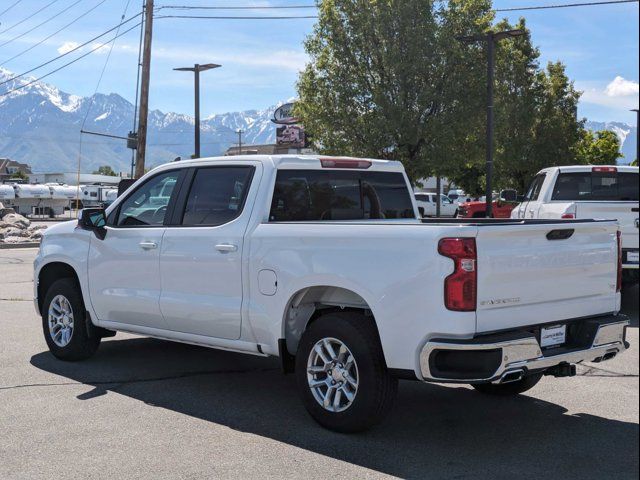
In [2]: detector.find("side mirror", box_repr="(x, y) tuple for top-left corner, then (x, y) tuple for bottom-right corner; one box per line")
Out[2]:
(78, 208), (107, 240)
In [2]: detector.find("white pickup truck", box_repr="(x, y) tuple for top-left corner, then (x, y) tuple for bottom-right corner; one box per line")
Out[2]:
(511, 165), (639, 282)
(35, 155), (629, 432)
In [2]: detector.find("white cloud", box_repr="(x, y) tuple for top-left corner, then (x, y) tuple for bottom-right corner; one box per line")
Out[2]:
(152, 46), (308, 71)
(605, 76), (639, 97)
(57, 41), (80, 55)
(577, 78), (639, 110)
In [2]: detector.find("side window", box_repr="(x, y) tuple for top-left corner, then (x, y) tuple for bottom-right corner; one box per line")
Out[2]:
(525, 174), (546, 202)
(181, 166), (254, 226)
(270, 170), (414, 221)
(116, 170), (180, 226)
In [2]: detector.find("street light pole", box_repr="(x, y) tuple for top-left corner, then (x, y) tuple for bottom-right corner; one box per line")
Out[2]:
(237, 129), (243, 155)
(174, 63), (221, 159)
(485, 36), (495, 217)
(458, 29), (526, 217)
(632, 109), (639, 165)
(194, 65), (201, 158)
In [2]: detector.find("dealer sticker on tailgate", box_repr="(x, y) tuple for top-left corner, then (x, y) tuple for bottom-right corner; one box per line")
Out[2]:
(541, 324), (566, 348)
(627, 251), (639, 264)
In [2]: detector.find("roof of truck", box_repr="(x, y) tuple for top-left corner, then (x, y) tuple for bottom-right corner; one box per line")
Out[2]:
(152, 154), (406, 173)
(537, 165), (638, 174)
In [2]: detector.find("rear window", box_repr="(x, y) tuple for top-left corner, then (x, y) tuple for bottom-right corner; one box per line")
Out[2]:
(269, 170), (415, 221)
(551, 172), (639, 201)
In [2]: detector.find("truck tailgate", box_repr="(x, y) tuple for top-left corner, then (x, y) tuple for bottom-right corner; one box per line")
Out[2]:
(475, 220), (619, 333)
(575, 202), (639, 251)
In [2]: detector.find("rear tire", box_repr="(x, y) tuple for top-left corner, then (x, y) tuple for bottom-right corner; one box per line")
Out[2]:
(295, 311), (397, 433)
(472, 372), (543, 396)
(42, 278), (100, 361)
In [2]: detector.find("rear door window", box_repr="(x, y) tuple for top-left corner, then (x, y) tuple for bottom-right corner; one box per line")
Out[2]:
(181, 166), (254, 226)
(552, 172), (639, 201)
(270, 170), (415, 221)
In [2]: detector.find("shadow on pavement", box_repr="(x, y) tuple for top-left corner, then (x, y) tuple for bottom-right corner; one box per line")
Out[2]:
(31, 335), (639, 480)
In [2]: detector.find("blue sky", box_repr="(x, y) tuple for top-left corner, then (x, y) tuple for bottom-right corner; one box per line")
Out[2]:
(0, 0), (638, 123)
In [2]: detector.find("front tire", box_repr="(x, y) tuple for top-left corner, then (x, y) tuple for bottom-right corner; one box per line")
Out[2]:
(42, 278), (100, 361)
(472, 372), (543, 396)
(295, 311), (397, 433)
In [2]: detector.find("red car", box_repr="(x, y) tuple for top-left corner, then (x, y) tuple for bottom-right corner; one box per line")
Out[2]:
(457, 200), (517, 218)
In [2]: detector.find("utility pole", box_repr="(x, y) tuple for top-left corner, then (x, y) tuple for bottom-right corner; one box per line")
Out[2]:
(632, 109), (639, 164)
(237, 129), (243, 155)
(174, 63), (221, 158)
(435, 176), (441, 217)
(457, 29), (526, 217)
(135, 0), (154, 179)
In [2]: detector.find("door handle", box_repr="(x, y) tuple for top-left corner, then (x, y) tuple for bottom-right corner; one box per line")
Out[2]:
(215, 243), (238, 253)
(139, 241), (157, 250)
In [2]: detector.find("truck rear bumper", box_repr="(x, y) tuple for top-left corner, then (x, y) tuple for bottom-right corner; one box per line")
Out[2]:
(419, 315), (628, 383)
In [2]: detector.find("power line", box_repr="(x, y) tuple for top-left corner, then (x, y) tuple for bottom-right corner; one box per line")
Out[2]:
(0, 0), (24, 19)
(80, 0), (135, 129)
(0, 11), (142, 87)
(154, 0), (638, 20)
(0, 0), (107, 67)
(154, 0), (638, 17)
(157, 4), (316, 9)
(495, 0), (638, 11)
(0, 21), (141, 97)
(155, 14), (318, 20)
(0, 0), (85, 49)
(0, 0), (59, 36)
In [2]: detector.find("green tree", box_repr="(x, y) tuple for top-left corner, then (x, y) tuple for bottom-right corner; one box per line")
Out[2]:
(9, 170), (28, 180)
(297, 1), (589, 195)
(296, 0), (493, 182)
(574, 129), (622, 165)
(93, 165), (117, 176)
(485, 19), (584, 193)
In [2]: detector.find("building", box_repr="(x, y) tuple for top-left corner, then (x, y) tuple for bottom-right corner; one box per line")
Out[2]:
(27, 172), (122, 186)
(0, 158), (32, 182)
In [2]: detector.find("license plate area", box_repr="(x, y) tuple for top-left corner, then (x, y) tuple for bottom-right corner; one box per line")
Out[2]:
(626, 250), (639, 264)
(540, 324), (567, 348)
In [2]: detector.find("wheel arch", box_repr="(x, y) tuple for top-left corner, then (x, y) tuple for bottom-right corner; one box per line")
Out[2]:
(37, 262), (81, 314)
(281, 285), (382, 358)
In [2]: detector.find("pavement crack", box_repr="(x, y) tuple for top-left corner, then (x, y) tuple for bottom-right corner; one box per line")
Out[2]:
(0, 367), (279, 392)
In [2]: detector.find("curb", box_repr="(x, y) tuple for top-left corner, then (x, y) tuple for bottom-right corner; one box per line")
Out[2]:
(0, 242), (40, 250)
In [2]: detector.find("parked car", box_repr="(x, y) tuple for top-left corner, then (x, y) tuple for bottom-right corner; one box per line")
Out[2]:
(511, 165), (639, 282)
(447, 189), (471, 205)
(457, 190), (519, 218)
(35, 155), (629, 432)
(414, 192), (458, 217)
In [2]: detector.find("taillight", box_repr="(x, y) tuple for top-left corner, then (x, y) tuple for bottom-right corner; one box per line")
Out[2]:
(438, 238), (477, 311)
(616, 230), (622, 292)
(561, 213), (575, 219)
(592, 166), (617, 173)
(320, 158), (372, 169)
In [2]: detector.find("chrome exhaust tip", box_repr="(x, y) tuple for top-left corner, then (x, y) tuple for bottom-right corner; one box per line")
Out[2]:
(499, 369), (525, 384)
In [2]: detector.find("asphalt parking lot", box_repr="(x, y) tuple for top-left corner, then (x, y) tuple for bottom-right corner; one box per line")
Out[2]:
(1, 247), (638, 480)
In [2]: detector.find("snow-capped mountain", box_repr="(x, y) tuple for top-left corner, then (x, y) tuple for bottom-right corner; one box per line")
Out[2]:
(585, 121), (637, 165)
(0, 67), (278, 174)
(0, 68), (636, 174)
